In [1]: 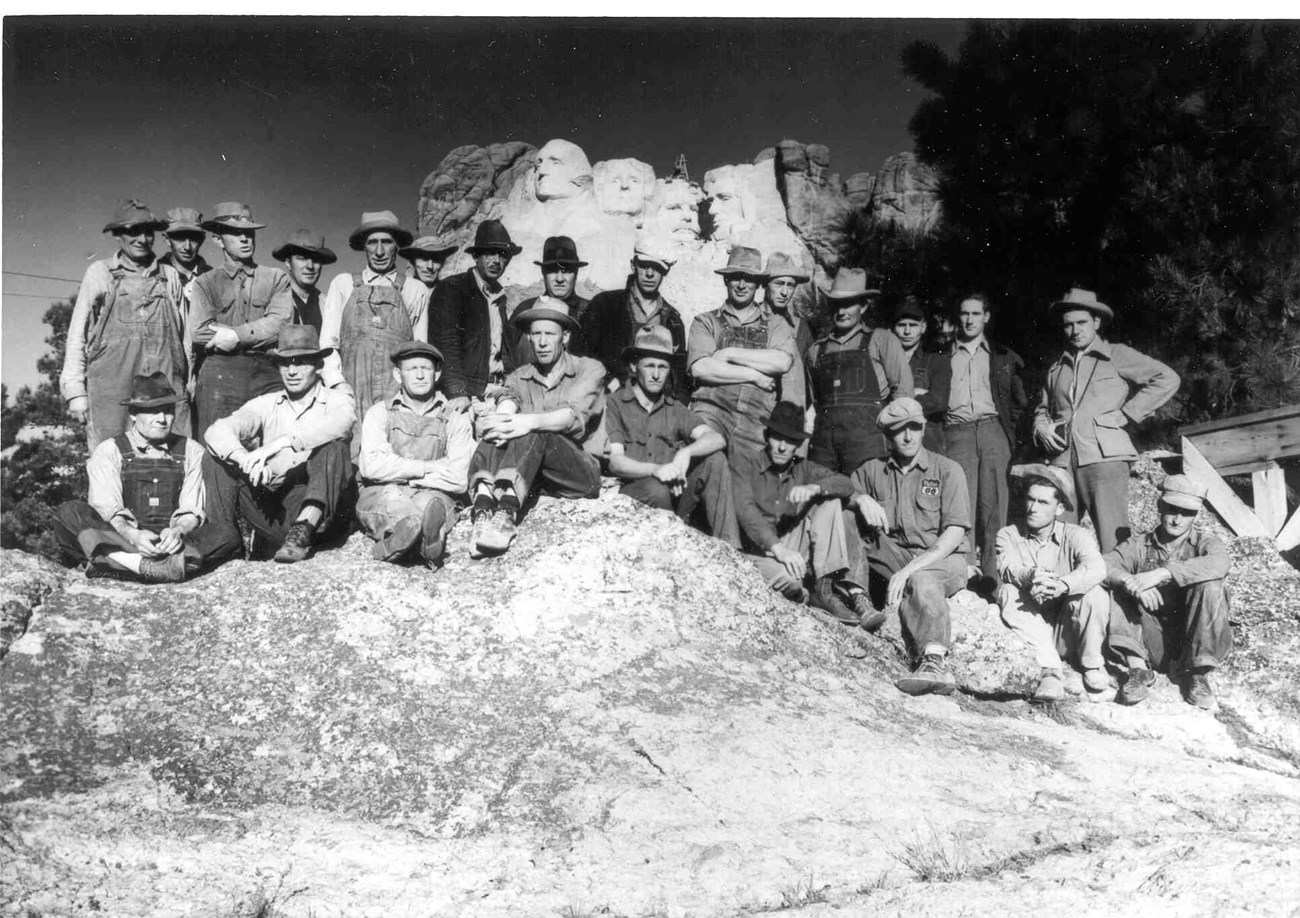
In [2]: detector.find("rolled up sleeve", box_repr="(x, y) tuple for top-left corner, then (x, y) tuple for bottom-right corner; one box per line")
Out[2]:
(561, 359), (607, 438)
(318, 273), (352, 387)
(687, 313), (719, 369)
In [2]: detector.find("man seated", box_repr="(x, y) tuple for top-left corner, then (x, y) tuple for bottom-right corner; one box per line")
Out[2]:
(605, 327), (739, 547)
(54, 372), (213, 582)
(850, 398), (970, 695)
(995, 464), (1109, 703)
(201, 325), (355, 564)
(355, 340), (475, 568)
(1105, 474), (1232, 709)
(466, 296), (605, 556)
(734, 401), (869, 625)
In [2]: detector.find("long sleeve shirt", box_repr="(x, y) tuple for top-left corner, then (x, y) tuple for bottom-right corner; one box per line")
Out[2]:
(733, 452), (854, 552)
(1103, 528), (1231, 589)
(357, 391), (475, 494)
(807, 325), (914, 402)
(189, 261), (293, 353)
(318, 269), (431, 385)
(496, 352), (607, 442)
(688, 302), (806, 407)
(851, 447), (970, 553)
(204, 381), (354, 484)
(85, 427), (207, 528)
(61, 253), (186, 403)
(995, 520), (1105, 595)
(947, 334), (998, 423)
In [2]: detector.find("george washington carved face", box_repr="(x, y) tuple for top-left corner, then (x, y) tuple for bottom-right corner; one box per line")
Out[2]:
(533, 139), (594, 202)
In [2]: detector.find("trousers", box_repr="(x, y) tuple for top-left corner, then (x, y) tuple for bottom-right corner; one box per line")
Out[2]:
(944, 417), (1011, 578)
(1107, 579), (1233, 672)
(863, 530), (967, 657)
(749, 499), (866, 599)
(468, 431), (601, 502)
(53, 499), (225, 572)
(1068, 460), (1131, 553)
(998, 583), (1109, 670)
(619, 451), (741, 548)
(355, 484), (459, 548)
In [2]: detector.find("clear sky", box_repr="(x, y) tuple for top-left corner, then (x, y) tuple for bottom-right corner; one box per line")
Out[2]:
(1, 16), (966, 395)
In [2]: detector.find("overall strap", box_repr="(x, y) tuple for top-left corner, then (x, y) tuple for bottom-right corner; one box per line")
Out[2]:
(113, 432), (135, 464)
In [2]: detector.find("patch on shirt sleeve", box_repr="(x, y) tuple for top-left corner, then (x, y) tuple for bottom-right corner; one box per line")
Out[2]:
(921, 478), (941, 496)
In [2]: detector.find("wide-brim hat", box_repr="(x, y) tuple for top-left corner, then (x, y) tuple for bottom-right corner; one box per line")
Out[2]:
(399, 234), (459, 261)
(1159, 474), (1208, 511)
(348, 211), (414, 251)
(714, 245), (768, 279)
(1049, 287), (1114, 322)
(765, 401), (809, 441)
(273, 228), (338, 264)
(123, 371), (180, 410)
(511, 295), (581, 333)
(163, 207), (205, 236)
(268, 324), (334, 360)
(619, 325), (678, 364)
(103, 199), (167, 234)
(466, 219), (523, 256)
(826, 267), (882, 302)
(1011, 462), (1076, 511)
(390, 340), (445, 365)
(764, 251), (810, 283)
(534, 235), (588, 269)
(202, 201), (267, 232)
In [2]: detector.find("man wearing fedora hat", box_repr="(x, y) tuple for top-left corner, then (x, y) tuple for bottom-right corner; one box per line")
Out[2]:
(995, 464), (1110, 703)
(158, 207), (213, 287)
(688, 246), (804, 465)
(400, 233), (459, 330)
(733, 400), (869, 625)
(54, 371), (214, 582)
(763, 252), (816, 368)
(201, 325), (356, 565)
(508, 235), (592, 367)
(891, 294), (950, 456)
(189, 201), (294, 444)
(605, 326), (739, 547)
(466, 295), (606, 555)
(273, 229), (338, 334)
(1104, 474), (1232, 709)
(1033, 287), (1179, 552)
(805, 267), (913, 475)
(61, 199), (189, 450)
(356, 340), (475, 568)
(851, 398), (971, 694)
(582, 233), (689, 398)
(430, 219), (523, 405)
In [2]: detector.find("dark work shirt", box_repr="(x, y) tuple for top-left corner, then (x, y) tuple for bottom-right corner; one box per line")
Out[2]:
(733, 452), (854, 551)
(851, 447), (970, 553)
(605, 388), (702, 466)
(292, 288), (323, 333)
(1103, 527), (1230, 589)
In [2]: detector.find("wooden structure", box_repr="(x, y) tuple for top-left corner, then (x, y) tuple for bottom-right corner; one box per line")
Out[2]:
(1179, 404), (1300, 550)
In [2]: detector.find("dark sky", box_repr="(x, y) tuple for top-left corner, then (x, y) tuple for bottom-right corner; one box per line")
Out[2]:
(1, 16), (967, 392)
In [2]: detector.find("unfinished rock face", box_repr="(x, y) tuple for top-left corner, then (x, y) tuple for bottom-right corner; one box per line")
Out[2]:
(416, 142), (537, 242)
(873, 151), (943, 233)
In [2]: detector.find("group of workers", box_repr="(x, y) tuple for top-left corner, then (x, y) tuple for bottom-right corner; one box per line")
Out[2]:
(54, 198), (1232, 709)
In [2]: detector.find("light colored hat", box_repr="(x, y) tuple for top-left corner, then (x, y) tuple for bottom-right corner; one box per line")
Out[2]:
(348, 211), (414, 251)
(272, 229), (338, 264)
(102, 199), (166, 234)
(714, 246), (768, 278)
(1011, 462), (1076, 511)
(633, 234), (676, 272)
(1160, 474), (1208, 511)
(620, 325), (678, 363)
(764, 251), (810, 283)
(163, 207), (205, 236)
(399, 234), (458, 261)
(202, 202), (267, 232)
(511, 295), (581, 333)
(1049, 287), (1114, 322)
(826, 267), (882, 302)
(875, 397), (926, 432)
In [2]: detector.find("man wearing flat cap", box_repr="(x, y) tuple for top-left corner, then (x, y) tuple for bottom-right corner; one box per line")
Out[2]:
(188, 201), (294, 443)
(465, 296), (606, 556)
(201, 325), (356, 564)
(763, 252), (816, 368)
(606, 326), (739, 547)
(850, 397), (971, 695)
(994, 464), (1110, 703)
(53, 372), (215, 582)
(401, 233), (459, 332)
(891, 294), (950, 456)
(355, 340), (474, 568)
(806, 267), (913, 475)
(430, 219), (522, 405)
(158, 207), (213, 287)
(509, 235), (592, 367)
(273, 229), (338, 334)
(61, 199), (189, 450)
(733, 401), (871, 626)
(1033, 288), (1180, 552)
(688, 246), (805, 465)
(582, 233), (689, 398)
(1104, 474), (1232, 709)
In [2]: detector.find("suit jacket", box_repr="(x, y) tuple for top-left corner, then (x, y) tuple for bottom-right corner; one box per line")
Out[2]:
(582, 278), (688, 396)
(428, 268), (513, 399)
(941, 337), (1027, 448)
(1034, 338), (1179, 467)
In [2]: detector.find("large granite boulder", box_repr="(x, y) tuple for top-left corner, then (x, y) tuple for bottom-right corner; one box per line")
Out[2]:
(416, 142), (537, 244)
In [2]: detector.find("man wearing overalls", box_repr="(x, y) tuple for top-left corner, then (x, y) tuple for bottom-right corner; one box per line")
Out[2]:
(188, 202), (293, 445)
(274, 229), (338, 333)
(806, 267), (913, 474)
(61, 199), (188, 449)
(687, 246), (804, 467)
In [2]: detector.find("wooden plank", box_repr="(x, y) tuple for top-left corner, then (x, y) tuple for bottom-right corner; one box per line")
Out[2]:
(1219, 457), (1294, 477)
(1183, 410), (1300, 471)
(1277, 505), (1300, 552)
(1182, 437), (1271, 538)
(1181, 403), (1300, 437)
(1252, 463), (1287, 536)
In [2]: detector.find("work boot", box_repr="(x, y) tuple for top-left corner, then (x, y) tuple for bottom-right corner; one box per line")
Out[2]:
(138, 552), (186, 584)
(847, 589), (887, 633)
(1117, 667), (1157, 706)
(896, 653), (957, 696)
(420, 500), (450, 568)
(809, 575), (859, 625)
(475, 507), (518, 554)
(1082, 668), (1110, 694)
(1061, 668), (1085, 696)
(1032, 667), (1066, 704)
(1184, 670), (1216, 709)
(273, 521), (316, 564)
(372, 514), (423, 562)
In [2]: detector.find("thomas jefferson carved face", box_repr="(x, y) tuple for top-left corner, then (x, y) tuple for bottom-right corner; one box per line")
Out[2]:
(533, 140), (593, 202)
(594, 158), (654, 216)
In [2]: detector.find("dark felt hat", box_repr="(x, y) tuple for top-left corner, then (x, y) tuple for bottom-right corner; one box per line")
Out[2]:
(201, 202), (267, 232)
(124, 371), (180, 410)
(534, 235), (588, 269)
(765, 401), (809, 441)
(893, 297), (928, 323)
(348, 211), (414, 251)
(390, 340), (445, 365)
(511, 295), (581, 334)
(268, 324), (333, 361)
(103, 199), (167, 234)
(466, 219), (522, 256)
(273, 229), (338, 264)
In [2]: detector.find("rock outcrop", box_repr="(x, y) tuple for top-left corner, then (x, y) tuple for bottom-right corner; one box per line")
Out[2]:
(873, 152), (943, 234)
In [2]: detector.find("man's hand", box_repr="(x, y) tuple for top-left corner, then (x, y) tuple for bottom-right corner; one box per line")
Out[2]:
(208, 326), (240, 353)
(480, 412), (534, 444)
(155, 526), (185, 555)
(788, 483), (821, 510)
(886, 569), (912, 607)
(771, 543), (807, 582)
(749, 370), (777, 392)
(1137, 587), (1166, 613)
(1030, 574), (1068, 603)
(854, 494), (889, 530)
(1131, 569), (1172, 593)
(67, 396), (89, 424)
(125, 527), (166, 558)
(236, 440), (289, 487)
(446, 396), (473, 414)
(1034, 422), (1067, 454)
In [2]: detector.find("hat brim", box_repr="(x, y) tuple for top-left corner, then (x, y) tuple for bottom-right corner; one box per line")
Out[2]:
(534, 259), (590, 269)
(269, 346), (334, 361)
(511, 308), (581, 333)
(1159, 494), (1204, 511)
(827, 289), (883, 302)
(164, 223), (206, 236)
(273, 243), (339, 264)
(1011, 463), (1075, 511)
(390, 347), (445, 365)
(620, 345), (677, 364)
(714, 267), (770, 279)
(767, 272), (811, 283)
(1050, 300), (1114, 321)
(764, 421), (809, 442)
(467, 243), (524, 257)
(349, 225), (415, 251)
(632, 256), (674, 272)
(400, 245), (458, 260)
(104, 220), (169, 234)
(201, 219), (268, 232)
(124, 396), (180, 410)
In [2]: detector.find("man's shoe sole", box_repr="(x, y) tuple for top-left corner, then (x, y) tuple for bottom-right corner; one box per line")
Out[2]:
(859, 610), (887, 633)
(373, 515), (423, 562)
(896, 675), (957, 696)
(274, 546), (310, 563)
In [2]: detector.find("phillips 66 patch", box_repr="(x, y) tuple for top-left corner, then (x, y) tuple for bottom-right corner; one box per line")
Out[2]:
(920, 479), (941, 496)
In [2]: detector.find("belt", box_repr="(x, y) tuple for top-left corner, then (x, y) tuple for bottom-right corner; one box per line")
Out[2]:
(945, 415), (1001, 428)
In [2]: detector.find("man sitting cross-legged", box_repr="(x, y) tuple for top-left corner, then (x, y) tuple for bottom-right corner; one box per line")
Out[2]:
(355, 340), (475, 568)
(605, 326), (739, 547)
(995, 464), (1109, 703)
(466, 296), (606, 556)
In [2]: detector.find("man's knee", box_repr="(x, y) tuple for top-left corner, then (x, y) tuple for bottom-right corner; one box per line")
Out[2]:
(906, 570), (948, 606)
(621, 478), (674, 511)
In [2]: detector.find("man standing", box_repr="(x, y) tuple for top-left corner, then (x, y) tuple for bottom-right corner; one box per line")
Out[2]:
(201, 326), (355, 565)
(891, 295), (949, 455)
(995, 464), (1109, 703)
(1033, 288), (1180, 552)
(54, 372), (213, 583)
(356, 340), (475, 568)
(466, 296), (605, 556)
(430, 219), (522, 403)
(688, 246), (803, 465)
(763, 252), (815, 366)
(273, 229), (337, 333)
(158, 207), (212, 287)
(605, 327), (739, 547)
(62, 199), (188, 449)
(400, 234), (459, 339)
(851, 398), (971, 695)
(1105, 475), (1232, 709)
(189, 201), (293, 442)
(806, 268), (913, 474)
(509, 235), (591, 366)
(581, 235), (688, 396)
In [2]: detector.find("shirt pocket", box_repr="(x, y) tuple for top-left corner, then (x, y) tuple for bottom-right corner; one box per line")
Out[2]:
(1092, 413), (1133, 458)
(915, 487), (943, 530)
